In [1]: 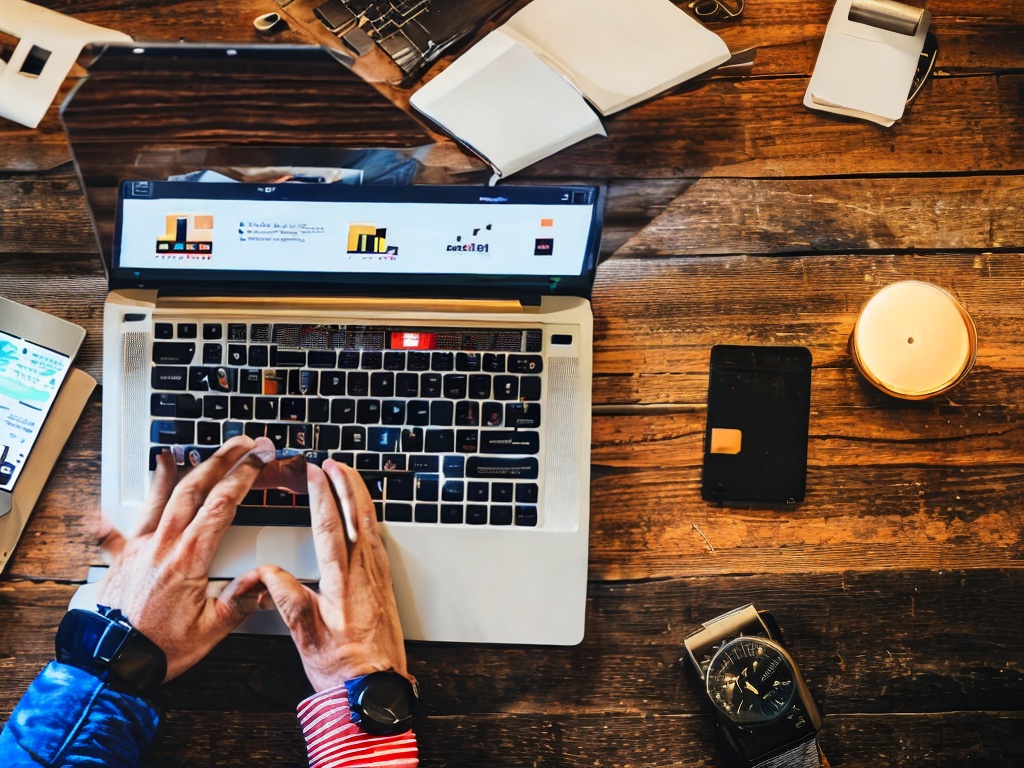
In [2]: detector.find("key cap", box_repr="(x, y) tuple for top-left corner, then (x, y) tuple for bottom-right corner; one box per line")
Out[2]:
(479, 431), (540, 454)
(515, 506), (539, 527)
(152, 366), (187, 391)
(152, 342), (196, 365)
(467, 456), (539, 479)
(490, 506), (513, 526)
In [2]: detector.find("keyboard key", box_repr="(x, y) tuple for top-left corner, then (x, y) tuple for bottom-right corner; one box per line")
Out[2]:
(342, 426), (367, 450)
(308, 350), (337, 368)
(331, 399), (356, 423)
(153, 341), (196, 365)
(321, 371), (346, 395)
(197, 422), (221, 445)
(370, 371), (395, 397)
(289, 424), (312, 449)
(466, 505), (488, 525)
(314, 424), (341, 450)
(383, 351), (406, 371)
(266, 423), (289, 448)
(204, 395), (229, 419)
(338, 351), (361, 369)
(361, 351), (383, 370)
(420, 373), (442, 398)
(515, 506), (539, 527)
(441, 480), (464, 501)
(490, 506), (513, 526)
(442, 455), (464, 478)
(430, 400), (453, 426)
(381, 400), (406, 425)
(479, 431), (540, 455)
(482, 402), (503, 427)
(239, 369), (263, 394)
(414, 503), (438, 523)
(249, 345), (270, 367)
(203, 343), (223, 365)
(455, 401), (480, 427)
(281, 398), (305, 421)
(255, 397), (278, 420)
(177, 323), (198, 339)
(425, 429), (454, 453)
(227, 344), (247, 366)
(456, 429), (478, 453)
(395, 372), (419, 397)
(348, 371), (369, 396)
(467, 456), (539, 479)
(357, 399), (382, 424)
(468, 375), (491, 399)
(467, 482), (488, 502)
(273, 349), (306, 367)
(308, 398), (330, 423)
(154, 322), (174, 340)
(431, 352), (454, 371)
(152, 366), (187, 391)
(401, 428), (424, 453)
(407, 351), (430, 371)
(521, 376), (542, 401)
(506, 402), (541, 428)
(516, 483), (539, 503)
(406, 400), (430, 426)
(151, 393), (178, 417)
(409, 454), (438, 473)
(442, 374), (467, 399)
(385, 503), (413, 522)
(382, 453), (407, 471)
(508, 354), (543, 373)
(385, 473), (414, 500)
(492, 483), (514, 502)
(202, 323), (223, 340)
(369, 427), (401, 452)
(415, 473), (440, 501)
(456, 352), (482, 371)
(440, 505), (463, 524)
(357, 453), (380, 470)
(493, 375), (519, 400)
(150, 420), (194, 444)
(231, 396), (254, 420)
(228, 323), (247, 341)
(483, 353), (505, 372)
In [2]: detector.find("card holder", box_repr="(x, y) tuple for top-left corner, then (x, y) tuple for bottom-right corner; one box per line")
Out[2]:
(700, 345), (812, 505)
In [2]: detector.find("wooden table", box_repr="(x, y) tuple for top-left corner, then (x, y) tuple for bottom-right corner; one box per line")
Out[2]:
(3, 1), (1023, 765)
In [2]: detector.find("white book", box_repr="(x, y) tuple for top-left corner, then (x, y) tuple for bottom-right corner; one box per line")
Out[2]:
(411, 0), (731, 179)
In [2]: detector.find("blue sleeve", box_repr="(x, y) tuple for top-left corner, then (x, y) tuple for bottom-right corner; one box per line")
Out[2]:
(0, 661), (160, 767)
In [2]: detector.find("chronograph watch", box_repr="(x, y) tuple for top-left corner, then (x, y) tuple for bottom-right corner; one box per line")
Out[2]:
(684, 605), (825, 768)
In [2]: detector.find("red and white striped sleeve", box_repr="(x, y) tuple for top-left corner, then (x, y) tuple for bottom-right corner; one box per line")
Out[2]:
(297, 684), (419, 768)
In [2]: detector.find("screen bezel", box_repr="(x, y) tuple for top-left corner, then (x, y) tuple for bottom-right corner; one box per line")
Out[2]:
(110, 181), (604, 302)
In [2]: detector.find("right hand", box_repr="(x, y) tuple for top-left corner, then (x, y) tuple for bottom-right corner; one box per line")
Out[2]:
(257, 460), (409, 691)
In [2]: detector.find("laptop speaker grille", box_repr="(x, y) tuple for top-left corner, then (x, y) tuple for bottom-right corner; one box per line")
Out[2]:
(543, 356), (581, 531)
(121, 329), (150, 504)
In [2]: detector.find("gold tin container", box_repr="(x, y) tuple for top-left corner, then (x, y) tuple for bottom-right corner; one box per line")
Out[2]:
(850, 280), (977, 400)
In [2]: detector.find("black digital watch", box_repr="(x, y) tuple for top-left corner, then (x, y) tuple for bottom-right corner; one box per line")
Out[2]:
(344, 671), (419, 735)
(55, 608), (167, 698)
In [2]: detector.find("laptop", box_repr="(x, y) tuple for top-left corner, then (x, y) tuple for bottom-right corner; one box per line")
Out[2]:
(62, 44), (603, 645)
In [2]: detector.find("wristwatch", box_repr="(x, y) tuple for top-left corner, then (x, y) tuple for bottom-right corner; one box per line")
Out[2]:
(683, 605), (825, 768)
(344, 670), (419, 735)
(55, 607), (167, 697)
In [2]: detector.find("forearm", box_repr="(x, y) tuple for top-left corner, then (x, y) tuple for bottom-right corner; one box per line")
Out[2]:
(0, 661), (159, 768)
(297, 685), (418, 768)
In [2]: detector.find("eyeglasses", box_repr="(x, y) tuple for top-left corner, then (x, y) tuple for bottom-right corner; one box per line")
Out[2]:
(684, 0), (744, 23)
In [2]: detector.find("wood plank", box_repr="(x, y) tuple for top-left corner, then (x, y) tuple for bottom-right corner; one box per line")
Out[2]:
(614, 175), (1024, 256)
(2, 573), (1022, 766)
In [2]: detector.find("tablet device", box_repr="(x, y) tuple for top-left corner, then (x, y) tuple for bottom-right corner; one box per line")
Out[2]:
(701, 344), (812, 505)
(0, 298), (86, 516)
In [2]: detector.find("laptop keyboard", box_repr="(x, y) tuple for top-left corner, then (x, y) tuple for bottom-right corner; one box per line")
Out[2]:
(148, 320), (545, 528)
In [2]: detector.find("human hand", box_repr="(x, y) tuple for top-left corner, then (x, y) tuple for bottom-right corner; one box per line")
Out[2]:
(257, 459), (409, 691)
(96, 435), (277, 682)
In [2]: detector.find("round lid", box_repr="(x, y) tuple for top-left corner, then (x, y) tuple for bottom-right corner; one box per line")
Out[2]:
(853, 280), (975, 398)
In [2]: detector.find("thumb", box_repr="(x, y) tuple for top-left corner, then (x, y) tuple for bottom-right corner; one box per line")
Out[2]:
(215, 569), (266, 625)
(257, 564), (320, 641)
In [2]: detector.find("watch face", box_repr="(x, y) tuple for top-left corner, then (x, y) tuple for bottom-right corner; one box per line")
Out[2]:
(706, 636), (797, 724)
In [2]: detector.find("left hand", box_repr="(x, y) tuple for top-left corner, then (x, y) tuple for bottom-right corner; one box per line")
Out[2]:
(95, 435), (278, 682)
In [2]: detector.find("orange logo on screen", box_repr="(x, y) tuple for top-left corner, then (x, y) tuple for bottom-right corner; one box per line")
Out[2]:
(156, 214), (214, 256)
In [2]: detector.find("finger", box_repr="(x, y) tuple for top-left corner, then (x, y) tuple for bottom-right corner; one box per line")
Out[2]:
(134, 449), (178, 538)
(257, 564), (320, 643)
(178, 437), (278, 567)
(325, 460), (385, 554)
(215, 568), (266, 621)
(306, 463), (351, 582)
(98, 525), (127, 564)
(253, 452), (309, 494)
(157, 435), (260, 537)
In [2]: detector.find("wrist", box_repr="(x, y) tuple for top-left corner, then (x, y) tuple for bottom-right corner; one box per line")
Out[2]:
(55, 607), (167, 698)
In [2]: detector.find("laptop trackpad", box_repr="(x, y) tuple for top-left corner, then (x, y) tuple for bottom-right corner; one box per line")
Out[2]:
(256, 526), (319, 581)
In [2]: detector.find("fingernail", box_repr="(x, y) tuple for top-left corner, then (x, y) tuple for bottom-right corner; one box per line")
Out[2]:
(251, 437), (276, 465)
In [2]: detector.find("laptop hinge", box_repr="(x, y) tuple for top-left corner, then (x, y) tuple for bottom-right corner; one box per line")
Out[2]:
(146, 295), (531, 314)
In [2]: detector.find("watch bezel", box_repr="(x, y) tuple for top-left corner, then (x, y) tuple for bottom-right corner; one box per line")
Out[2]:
(344, 670), (418, 736)
(705, 635), (799, 724)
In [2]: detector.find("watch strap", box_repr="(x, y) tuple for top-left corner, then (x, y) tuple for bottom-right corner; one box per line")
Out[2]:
(684, 604), (774, 677)
(750, 734), (825, 768)
(55, 609), (167, 697)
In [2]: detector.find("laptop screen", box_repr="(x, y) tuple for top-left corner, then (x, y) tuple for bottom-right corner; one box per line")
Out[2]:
(112, 181), (603, 300)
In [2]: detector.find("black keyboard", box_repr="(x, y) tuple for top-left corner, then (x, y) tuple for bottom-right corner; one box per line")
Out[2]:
(149, 320), (545, 528)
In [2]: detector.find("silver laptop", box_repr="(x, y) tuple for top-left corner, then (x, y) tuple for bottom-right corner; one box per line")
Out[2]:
(98, 178), (602, 645)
